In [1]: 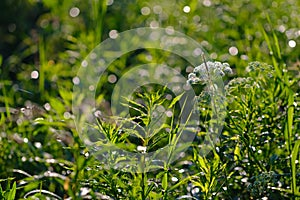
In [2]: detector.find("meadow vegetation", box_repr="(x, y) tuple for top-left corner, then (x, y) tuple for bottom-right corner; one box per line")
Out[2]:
(0, 0), (299, 199)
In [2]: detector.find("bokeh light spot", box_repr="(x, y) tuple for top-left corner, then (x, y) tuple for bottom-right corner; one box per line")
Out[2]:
(141, 7), (151, 15)
(64, 112), (71, 119)
(31, 71), (39, 79)
(81, 60), (88, 67)
(288, 40), (296, 48)
(44, 103), (51, 111)
(106, 0), (114, 6)
(203, 0), (212, 7)
(150, 21), (159, 28)
(109, 30), (118, 39)
(89, 85), (95, 91)
(153, 5), (162, 14)
(8, 23), (16, 32)
(69, 7), (80, 18)
(229, 46), (238, 56)
(73, 77), (80, 85)
(108, 74), (117, 83)
(165, 26), (174, 35)
(165, 110), (173, 117)
(183, 6), (191, 13)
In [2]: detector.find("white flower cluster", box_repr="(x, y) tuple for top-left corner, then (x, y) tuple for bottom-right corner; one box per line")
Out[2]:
(187, 61), (232, 84)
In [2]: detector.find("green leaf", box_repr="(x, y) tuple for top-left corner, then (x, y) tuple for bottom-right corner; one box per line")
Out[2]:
(0, 184), (3, 199)
(234, 143), (241, 161)
(49, 97), (65, 115)
(145, 183), (155, 198)
(7, 182), (16, 200)
(168, 176), (192, 192)
(191, 180), (206, 191)
(197, 156), (209, 173)
(168, 93), (184, 109)
(162, 172), (168, 191)
(59, 88), (73, 106)
(149, 191), (163, 199)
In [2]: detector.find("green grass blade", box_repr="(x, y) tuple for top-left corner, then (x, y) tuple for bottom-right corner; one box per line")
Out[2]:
(287, 90), (295, 142)
(265, 13), (282, 59)
(291, 140), (300, 196)
(260, 25), (282, 79)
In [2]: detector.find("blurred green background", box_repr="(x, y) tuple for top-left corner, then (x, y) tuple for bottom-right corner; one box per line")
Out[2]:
(1, 0), (299, 105)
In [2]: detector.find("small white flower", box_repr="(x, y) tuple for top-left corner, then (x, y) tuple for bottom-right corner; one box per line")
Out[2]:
(214, 61), (223, 69)
(214, 68), (225, 77)
(187, 61), (232, 85)
(224, 66), (233, 74)
(137, 146), (147, 153)
(223, 62), (230, 68)
(188, 73), (196, 79)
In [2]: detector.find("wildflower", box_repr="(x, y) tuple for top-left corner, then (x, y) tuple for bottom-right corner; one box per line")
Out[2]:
(137, 145), (147, 153)
(187, 61), (232, 85)
(188, 72), (196, 79)
(223, 66), (233, 74)
(246, 61), (274, 76)
(187, 72), (200, 84)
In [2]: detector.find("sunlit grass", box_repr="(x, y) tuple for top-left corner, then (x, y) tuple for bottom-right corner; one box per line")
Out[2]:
(0, 0), (299, 199)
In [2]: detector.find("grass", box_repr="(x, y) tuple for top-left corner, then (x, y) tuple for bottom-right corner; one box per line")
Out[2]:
(0, 0), (299, 199)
